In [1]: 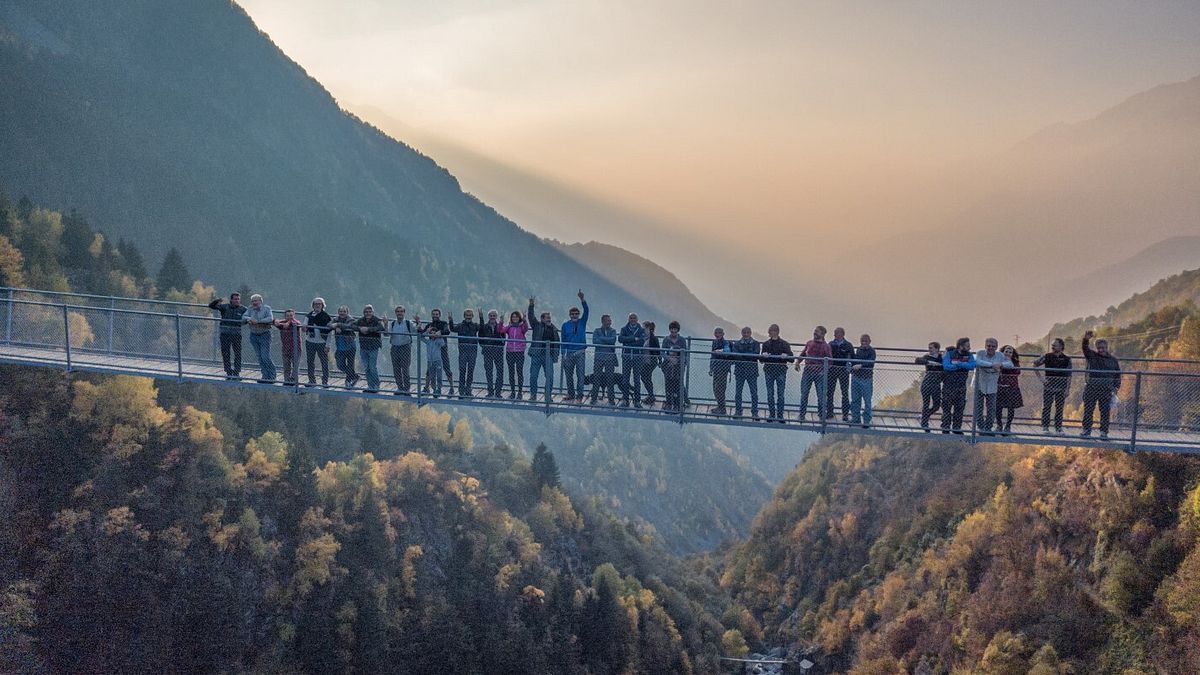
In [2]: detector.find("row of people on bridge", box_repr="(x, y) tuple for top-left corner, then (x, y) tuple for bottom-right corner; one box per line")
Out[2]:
(206, 291), (1120, 432)
(912, 333), (1121, 438)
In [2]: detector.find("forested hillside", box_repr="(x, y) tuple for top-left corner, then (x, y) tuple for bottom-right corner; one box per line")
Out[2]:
(0, 194), (753, 672)
(720, 282), (1200, 672)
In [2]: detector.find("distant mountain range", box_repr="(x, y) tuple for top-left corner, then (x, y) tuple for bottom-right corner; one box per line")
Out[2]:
(0, 0), (703, 327)
(0, 0), (790, 552)
(551, 240), (736, 334)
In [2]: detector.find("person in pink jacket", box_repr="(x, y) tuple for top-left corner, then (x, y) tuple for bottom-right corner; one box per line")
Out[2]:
(500, 306), (530, 399)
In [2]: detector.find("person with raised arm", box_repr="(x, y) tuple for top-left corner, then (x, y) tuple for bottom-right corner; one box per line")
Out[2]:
(355, 305), (385, 393)
(274, 308), (302, 385)
(479, 309), (505, 397)
(731, 326), (762, 420)
(331, 305), (359, 387)
(973, 337), (1012, 435)
(500, 305), (530, 399)
(619, 313), (649, 408)
(208, 291), (247, 379)
(709, 327), (733, 415)
(243, 293), (277, 383)
(527, 297), (560, 404)
(303, 297), (331, 387)
(849, 333), (877, 428)
(795, 325), (831, 420)
(661, 321), (687, 412)
(1080, 330), (1121, 439)
(389, 305), (417, 395)
(997, 345), (1023, 434)
(915, 341), (944, 431)
(449, 309), (481, 398)
(826, 327), (854, 421)
(641, 321), (660, 406)
(1033, 338), (1072, 434)
(560, 290), (590, 402)
(941, 338), (975, 433)
(589, 314), (619, 405)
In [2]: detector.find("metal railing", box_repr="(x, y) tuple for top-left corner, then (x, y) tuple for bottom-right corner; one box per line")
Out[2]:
(2, 292), (1198, 455)
(3, 285), (1192, 367)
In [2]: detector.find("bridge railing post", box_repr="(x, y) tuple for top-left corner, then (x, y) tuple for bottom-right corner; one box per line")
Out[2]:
(107, 297), (115, 354)
(1129, 371), (1143, 454)
(969, 378), (978, 445)
(415, 330), (423, 405)
(175, 311), (183, 381)
(680, 337), (690, 424)
(820, 357), (830, 435)
(5, 288), (14, 345)
(62, 303), (72, 372)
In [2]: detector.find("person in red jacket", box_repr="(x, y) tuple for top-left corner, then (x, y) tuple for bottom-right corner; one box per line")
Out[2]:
(795, 325), (832, 420)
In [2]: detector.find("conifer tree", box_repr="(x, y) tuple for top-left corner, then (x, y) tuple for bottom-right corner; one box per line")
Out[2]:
(532, 443), (561, 490)
(155, 247), (191, 297)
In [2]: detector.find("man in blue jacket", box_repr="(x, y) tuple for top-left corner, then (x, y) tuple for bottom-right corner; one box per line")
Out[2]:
(940, 338), (975, 434)
(560, 290), (589, 401)
(619, 313), (648, 408)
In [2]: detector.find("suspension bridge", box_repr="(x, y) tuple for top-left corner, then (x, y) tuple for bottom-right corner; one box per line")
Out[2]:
(1, 287), (1198, 455)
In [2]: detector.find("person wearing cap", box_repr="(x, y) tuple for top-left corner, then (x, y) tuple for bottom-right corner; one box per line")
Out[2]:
(709, 327), (733, 415)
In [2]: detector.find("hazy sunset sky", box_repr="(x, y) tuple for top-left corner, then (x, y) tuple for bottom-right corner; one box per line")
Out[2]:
(239, 0), (1200, 241)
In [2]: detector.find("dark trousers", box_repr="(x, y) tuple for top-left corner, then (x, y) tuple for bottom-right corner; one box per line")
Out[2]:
(1041, 383), (1067, 430)
(622, 354), (642, 403)
(735, 371), (759, 417)
(390, 344), (411, 391)
(712, 366), (730, 412)
(826, 366), (850, 419)
(799, 369), (826, 417)
(219, 332), (242, 375)
(590, 355), (618, 403)
(483, 347), (504, 396)
(335, 348), (357, 385)
(765, 369), (786, 420)
(640, 360), (656, 401)
(941, 388), (966, 432)
(506, 351), (525, 396)
(458, 346), (477, 396)
(664, 364), (682, 409)
(281, 345), (300, 384)
(306, 341), (329, 385)
(920, 381), (942, 428)
(1082, 384), (1113, 433)
(439, 346), (454, 385)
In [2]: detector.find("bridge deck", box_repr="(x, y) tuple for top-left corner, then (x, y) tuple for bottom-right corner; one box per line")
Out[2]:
(3, 341), (1197, 455)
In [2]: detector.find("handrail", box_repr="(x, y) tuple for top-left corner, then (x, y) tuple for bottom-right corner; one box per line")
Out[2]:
(2, 285), (1198, 367)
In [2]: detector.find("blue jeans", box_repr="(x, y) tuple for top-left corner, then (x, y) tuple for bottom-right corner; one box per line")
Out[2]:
(735, 371), (758, 417)
(336, 348), (357, 385)
(851, 376), (873, 425)
(799, 369), (827, 417)
(249, 332), (276, 381)
(764, 369), (786, 420)
(562, 349), (587, 398)
(361, 347), (380, 391)
(529, 355), (554, 402)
